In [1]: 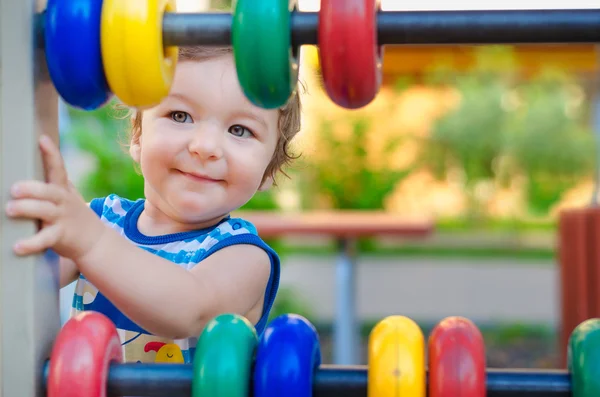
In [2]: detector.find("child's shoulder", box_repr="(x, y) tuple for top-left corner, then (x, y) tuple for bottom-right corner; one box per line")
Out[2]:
(212, 216), (259, 236)
(197, 216), (263, 250)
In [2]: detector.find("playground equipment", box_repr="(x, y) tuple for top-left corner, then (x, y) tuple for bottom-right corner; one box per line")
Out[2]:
(2, 0), (600, 395)
(45, 311), (600, 396)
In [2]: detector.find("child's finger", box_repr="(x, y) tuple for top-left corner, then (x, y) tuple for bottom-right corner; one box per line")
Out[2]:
(5, 199), (60, 223)
(12, 224), (60, 256)
(39, 135), (69, 188)
(10, 180), (64, 203)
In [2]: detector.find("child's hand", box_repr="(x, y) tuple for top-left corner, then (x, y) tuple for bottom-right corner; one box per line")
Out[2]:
(5, 135), (105, 260)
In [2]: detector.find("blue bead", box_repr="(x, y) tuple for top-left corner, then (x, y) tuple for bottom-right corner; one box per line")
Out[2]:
(44, 0), (112, 110)
(254, 313), (322, 397)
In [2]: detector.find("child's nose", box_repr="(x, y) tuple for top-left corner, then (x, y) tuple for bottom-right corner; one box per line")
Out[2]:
(188, 129), (223, 160)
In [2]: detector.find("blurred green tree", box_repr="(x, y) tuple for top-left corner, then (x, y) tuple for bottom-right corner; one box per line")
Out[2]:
(299, 117), (412, 211)
(421, 46), (596, 220)
(504, 70), (596, 215)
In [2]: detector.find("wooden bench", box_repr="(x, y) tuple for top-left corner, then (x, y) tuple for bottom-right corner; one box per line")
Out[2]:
(235, 210), (435, 364)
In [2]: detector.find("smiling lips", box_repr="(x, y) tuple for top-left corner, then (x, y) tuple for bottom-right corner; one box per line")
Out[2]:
(178, 170), (222, 183)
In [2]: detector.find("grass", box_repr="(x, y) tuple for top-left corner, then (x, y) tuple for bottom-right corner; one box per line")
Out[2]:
(306, 320), (560, 368)
(435, 217), (556, 233)
(277, 243), (556, 261)
(263, 216), (559, 261)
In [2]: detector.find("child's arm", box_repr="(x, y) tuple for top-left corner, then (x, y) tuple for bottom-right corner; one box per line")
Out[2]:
(78, 227), (271, 339)
(59, 200), (93, 288)
(6, 135), (272, 339)
(60, 256), (79, 287)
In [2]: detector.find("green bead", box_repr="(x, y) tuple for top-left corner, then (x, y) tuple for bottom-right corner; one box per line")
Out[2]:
(568, 318), (600, 397)
(232, 0), (299, 109)
(192, 313), (258, 397)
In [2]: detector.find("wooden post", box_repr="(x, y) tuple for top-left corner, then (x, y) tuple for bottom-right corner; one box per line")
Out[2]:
(0, 1), (61, 395)
(558, 207), (600, 367)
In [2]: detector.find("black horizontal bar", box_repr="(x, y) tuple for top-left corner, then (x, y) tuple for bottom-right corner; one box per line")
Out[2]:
(162, 9), (600, 47)
(41, 361), (573, 397)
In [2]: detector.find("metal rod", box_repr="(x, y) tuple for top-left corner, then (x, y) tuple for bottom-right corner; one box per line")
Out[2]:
(108, 365), (572, 397)
(333, 238), (359, 365)
(162, 9), (600, 47)
(42, 362), (575, 397)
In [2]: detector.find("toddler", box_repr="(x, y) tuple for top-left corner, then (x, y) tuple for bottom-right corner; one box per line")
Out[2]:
(5, 46), (302, 364)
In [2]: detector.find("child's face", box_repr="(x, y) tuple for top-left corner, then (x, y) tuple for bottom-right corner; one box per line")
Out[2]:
(130, 55), (280, 227)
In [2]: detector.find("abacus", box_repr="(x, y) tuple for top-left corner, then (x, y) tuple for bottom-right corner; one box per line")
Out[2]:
(1, 0), (600, 396)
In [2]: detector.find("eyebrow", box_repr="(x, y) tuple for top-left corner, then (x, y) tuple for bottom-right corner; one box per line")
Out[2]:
(166, 92), (195, 106)
(235, 111), (268, 129)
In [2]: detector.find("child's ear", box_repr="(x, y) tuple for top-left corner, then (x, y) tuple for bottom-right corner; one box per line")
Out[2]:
(258, 176), (274, 191)
(129, 135), (141, 163)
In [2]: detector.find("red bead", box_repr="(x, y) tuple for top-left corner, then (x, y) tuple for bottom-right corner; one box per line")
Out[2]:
(318, 0), (382, 109)
(48, 312), (122, 397)
(428, 316), (486, 397)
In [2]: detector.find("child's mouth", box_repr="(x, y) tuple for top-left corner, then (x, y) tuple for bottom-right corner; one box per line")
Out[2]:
(179, 170), (222, 184)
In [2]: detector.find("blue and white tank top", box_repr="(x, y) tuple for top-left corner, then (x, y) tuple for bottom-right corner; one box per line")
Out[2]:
(70, 194), (280, 364)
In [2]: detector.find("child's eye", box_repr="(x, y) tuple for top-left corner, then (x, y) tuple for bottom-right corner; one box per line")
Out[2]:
(170, 111), (192, 123)
(228, 124), (254, 138)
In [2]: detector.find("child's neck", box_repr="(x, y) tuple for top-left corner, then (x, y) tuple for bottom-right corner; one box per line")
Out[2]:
(137, 202), (228, 237)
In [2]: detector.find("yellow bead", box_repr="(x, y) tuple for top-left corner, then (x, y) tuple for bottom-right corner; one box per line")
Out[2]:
(368, 315), (426, 397)
(101, 0), (178, 108)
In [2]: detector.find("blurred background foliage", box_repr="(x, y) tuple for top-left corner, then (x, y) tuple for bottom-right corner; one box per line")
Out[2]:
(65, 45), (598, 227)
(62, 44), (599, 325)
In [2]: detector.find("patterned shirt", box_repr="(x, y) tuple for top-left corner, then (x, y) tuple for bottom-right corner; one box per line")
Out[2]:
(70, 194), (280, 364)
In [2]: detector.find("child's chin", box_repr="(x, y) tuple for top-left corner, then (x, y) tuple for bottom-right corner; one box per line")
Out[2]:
(175, 198), (220, 217)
